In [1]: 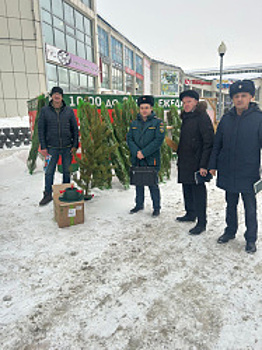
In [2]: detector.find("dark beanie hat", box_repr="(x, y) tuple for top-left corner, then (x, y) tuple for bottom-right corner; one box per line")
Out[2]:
(50, 86), (64, 96)
(137, 95), (154, 106)
(229, 80), (255, 98)
(179, 90), (199, 101)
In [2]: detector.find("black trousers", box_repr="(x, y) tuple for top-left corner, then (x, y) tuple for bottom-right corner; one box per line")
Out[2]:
(182, 183), (207, 227)
(225, 191), (257, 243)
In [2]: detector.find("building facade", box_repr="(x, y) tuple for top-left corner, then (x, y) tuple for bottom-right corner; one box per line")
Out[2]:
(0, 0), (261, 118)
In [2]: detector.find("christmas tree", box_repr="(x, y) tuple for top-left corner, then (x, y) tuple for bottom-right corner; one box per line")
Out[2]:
(73, 101), (117, 197)
(27, 94), (46, 174)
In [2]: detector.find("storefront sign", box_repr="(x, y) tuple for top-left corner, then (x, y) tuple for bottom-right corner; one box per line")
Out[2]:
(185, 79), (212, 86)
(136, 72), (144, 80)
(45, 44), (99, 76)
(125, 67), (136, 76)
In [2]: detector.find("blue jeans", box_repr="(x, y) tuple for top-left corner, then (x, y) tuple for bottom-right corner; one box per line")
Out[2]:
(45, 147), (72, 193)
(225, 191), (257, 242)
(135, 178), (161, 211)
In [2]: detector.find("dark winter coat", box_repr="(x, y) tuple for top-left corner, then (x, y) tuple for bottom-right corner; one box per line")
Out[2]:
(38, 100), (79, 150)
(177, 102), (214, 183)
(208, 103), (262, 193)
(127, 112), (165, 171)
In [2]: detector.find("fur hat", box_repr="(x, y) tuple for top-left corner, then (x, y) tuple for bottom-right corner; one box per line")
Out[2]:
(229, 80), (255, 98)
(137, 95), (154, 106)
(179, 90), (199, 101)
(50, 86), (64, 96)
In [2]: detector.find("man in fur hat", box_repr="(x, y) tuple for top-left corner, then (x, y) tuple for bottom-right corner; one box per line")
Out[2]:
(176, 90), (214, 234)
(127, 95), (165, 217)
(209, 80), (262, 253)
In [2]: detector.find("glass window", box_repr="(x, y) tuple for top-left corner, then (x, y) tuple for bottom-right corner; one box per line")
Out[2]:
(84, 17), (92, 36)
(136, 55), (143, 75)
(46, 63), (57, 81)
(66, 25), (74, 36)
(111, 37), (123, 65)
(54, 28), (66, 50)
(52, 0), (63, 18)
(53, 16), (64, 31)
(98, 26), (109, 57)
(80, 74), (88, 92)
(58, 66), (69, 92)
(101, 63), (109, 89)
(66, 35), (76, 55)
(88, 76), (95, 92)
(77, 41), (86, 59)
(126, 74), (133, 93)
(125, 47), (134, 70)
(40, 0), (51, 12)
(82, 0), (91, 7)
(112, 68), (123, 91)
(42, 22), (54, 45)
(85, 35), (92, 46)
(41, 9), (52, 24)
(76, 30), (84, 42)
(136, 79), (143, 94)
(64, 3), (74, 27)
(69, 70), (79, 92)
(75, 11), (84, 32)
(86, 46), (93, 62)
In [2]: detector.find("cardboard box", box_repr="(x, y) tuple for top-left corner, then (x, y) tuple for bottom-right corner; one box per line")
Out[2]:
(52, 184), (84, 228)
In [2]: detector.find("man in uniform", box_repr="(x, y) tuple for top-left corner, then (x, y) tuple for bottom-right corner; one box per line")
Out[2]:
(38, 86), (79, 206)
(127, 95), (165, 217)
(209, 80), (262, 253)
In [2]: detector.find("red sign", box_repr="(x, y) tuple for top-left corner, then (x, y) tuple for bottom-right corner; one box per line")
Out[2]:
(136, 72), (144, 80)
(125, 67), (136, 76)
(185, 79), (212, 86)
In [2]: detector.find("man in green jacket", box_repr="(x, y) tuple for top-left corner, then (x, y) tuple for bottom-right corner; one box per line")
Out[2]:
(127, 95), (165, 217)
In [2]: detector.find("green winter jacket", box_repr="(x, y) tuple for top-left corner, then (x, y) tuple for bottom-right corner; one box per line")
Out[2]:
(127, 112), (165, 171)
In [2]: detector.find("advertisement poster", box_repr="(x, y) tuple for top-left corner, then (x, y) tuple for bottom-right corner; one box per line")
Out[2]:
(161, 70), (178, 95)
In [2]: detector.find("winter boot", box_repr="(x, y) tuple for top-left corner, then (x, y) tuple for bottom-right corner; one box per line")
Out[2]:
(39, 191), (53, 206)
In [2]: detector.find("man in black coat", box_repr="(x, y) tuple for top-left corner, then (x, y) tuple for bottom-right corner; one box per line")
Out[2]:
(38, 86), (79, 206)
(209, 80), (262, 253)
(176, 90), (214, 234)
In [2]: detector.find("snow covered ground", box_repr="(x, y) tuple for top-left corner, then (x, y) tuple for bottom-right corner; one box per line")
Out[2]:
(1, 147), (262, 350)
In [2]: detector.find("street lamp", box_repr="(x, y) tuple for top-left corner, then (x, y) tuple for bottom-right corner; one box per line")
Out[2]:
(218, 41), (226, 120)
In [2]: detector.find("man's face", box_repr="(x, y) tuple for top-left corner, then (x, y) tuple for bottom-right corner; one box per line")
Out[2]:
(232, 92), (252, 113)
(182, 96), (198, 113)
(139, 103), (153, 118)
(52, 92), (63, 105)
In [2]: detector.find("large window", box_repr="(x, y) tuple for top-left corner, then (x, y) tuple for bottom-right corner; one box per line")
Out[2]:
(40, 0), (94, 62)
(112, 68), (123, 91)
(101, 63), (109, 89)
(126, 74), (133, 93)
(46, 63), (94, 93)
(98, 26), (109, 57)
(125, 46), (134, 70)
(111, 37), (123, 65)
(136, 55), (143, 75)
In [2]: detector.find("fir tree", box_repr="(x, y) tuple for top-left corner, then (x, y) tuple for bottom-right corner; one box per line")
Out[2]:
(27, 94), (47, 174)
(73, 101), (117, 197)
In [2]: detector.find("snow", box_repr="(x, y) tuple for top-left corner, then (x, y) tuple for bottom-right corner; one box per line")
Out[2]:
(1, 147), (262, 349)
(0, 116), (29, 128)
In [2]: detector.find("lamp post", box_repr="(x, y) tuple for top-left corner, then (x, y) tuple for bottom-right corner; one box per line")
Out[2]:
(218, 41), (226, 120)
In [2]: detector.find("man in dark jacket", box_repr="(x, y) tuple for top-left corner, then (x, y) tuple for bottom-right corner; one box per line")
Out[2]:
(127, 95), (165, 217)
(176, 90), (214, 235)
(209, 80), (262, 253)
(38, 86), (79, 206)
